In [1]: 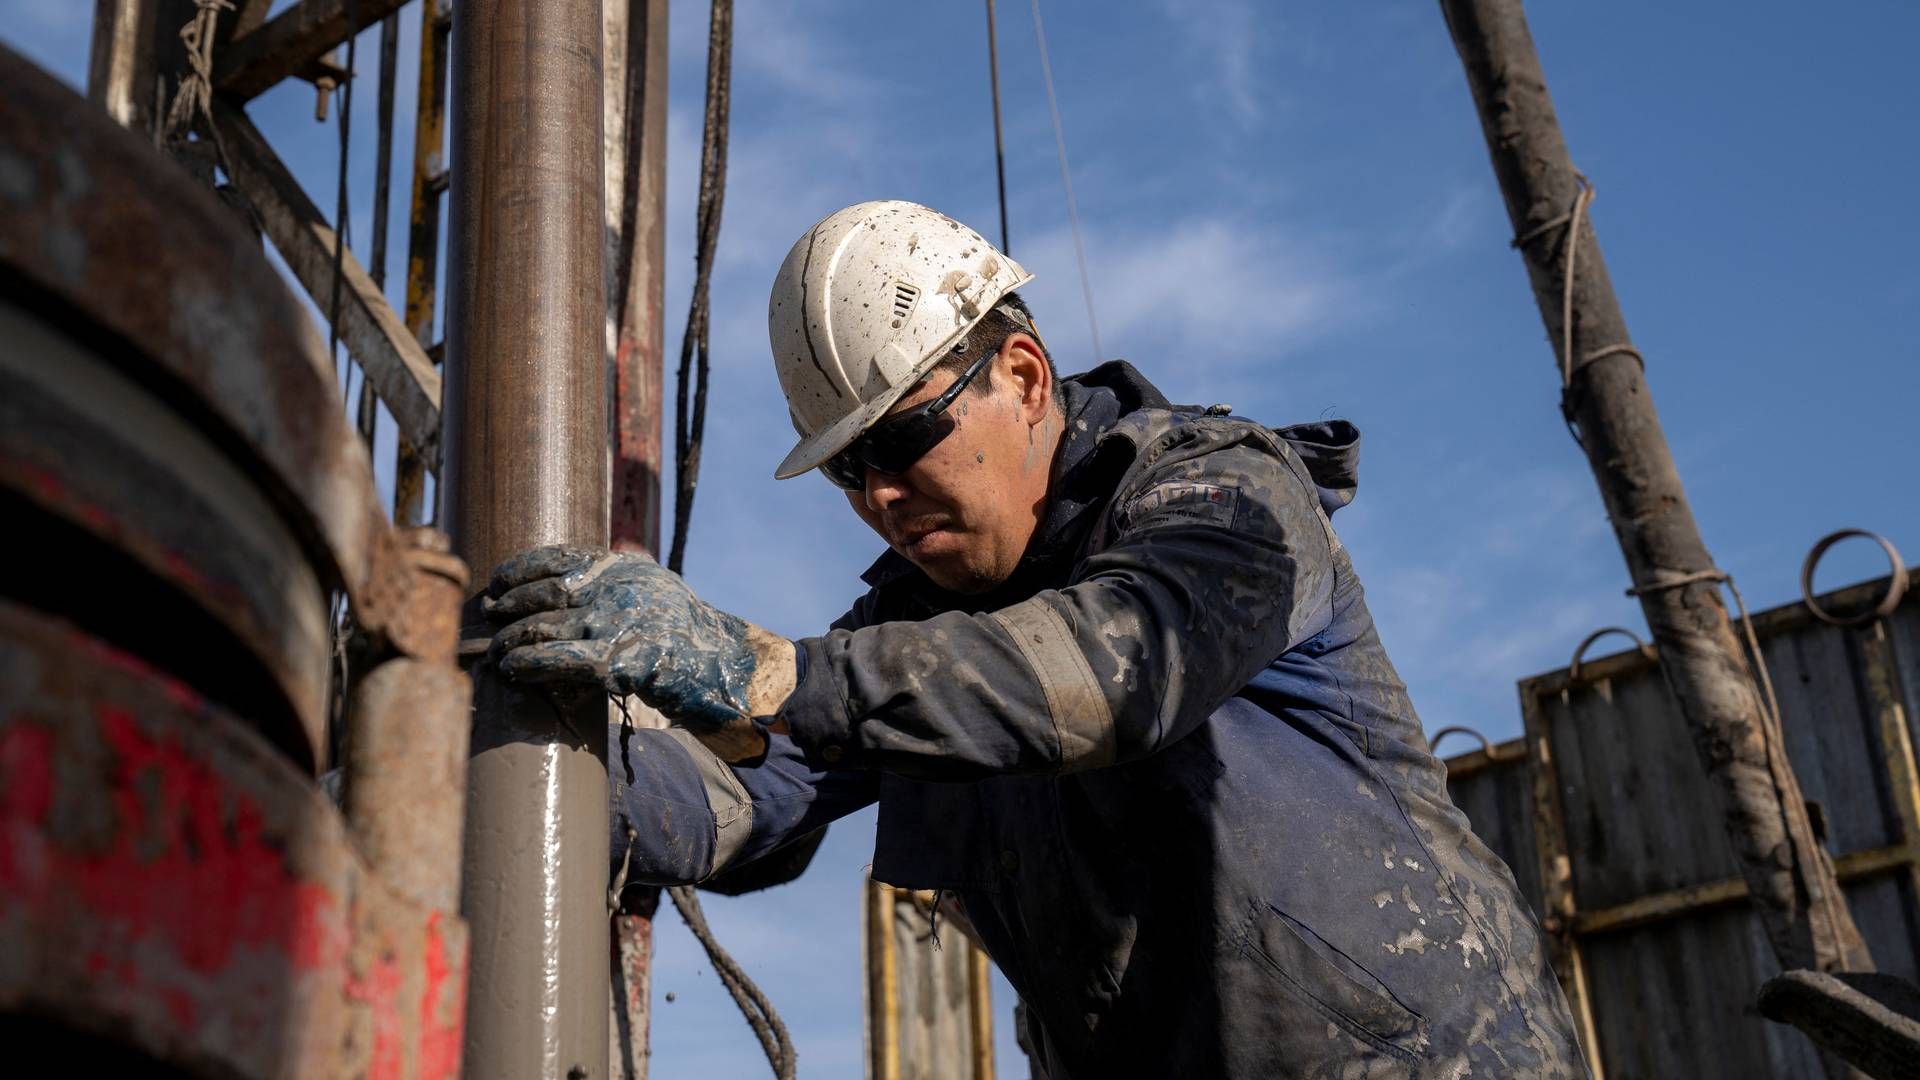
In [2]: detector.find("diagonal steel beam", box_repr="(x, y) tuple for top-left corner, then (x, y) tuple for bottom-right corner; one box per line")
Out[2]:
(214, 0), (275, 47)
(211, 97), (442, 470)
(213, 0), (409, 101)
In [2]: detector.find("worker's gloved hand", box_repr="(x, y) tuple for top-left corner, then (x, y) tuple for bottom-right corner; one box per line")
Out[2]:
(485, 545), (792, 760)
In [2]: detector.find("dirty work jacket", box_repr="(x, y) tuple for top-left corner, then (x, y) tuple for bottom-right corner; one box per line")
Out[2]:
(609, 362), (1588, 1079)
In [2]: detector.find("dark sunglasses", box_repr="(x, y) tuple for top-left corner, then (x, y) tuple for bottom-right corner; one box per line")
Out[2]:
(821, 341), (996, 491)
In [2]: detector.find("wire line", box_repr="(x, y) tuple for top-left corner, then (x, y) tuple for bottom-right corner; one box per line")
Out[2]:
(1030, 0), (1103, 360)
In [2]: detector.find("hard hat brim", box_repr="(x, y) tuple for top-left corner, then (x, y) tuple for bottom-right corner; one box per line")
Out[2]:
(772, 375), (920, 480)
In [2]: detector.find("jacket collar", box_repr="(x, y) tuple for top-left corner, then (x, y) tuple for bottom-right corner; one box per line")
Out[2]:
(854, 361), (1363, 594)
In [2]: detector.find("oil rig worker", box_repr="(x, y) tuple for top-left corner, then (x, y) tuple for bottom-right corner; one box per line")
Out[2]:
(484, 201), (1588, 1079)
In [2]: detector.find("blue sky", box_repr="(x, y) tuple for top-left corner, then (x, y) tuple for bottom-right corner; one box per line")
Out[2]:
(6, 0), (1916, 1075)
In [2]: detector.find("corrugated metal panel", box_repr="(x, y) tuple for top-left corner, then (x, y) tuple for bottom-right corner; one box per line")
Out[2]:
(1446, 570), (1919, 1078)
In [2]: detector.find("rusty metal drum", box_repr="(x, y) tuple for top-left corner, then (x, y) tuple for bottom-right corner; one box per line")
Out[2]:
(0, 44), (468, 1079)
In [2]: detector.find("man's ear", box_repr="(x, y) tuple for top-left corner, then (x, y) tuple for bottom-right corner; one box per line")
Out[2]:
(1003, 333), (1053, 424)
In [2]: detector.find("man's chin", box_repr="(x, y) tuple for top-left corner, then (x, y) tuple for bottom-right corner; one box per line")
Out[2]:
(903, 539), (997, 595)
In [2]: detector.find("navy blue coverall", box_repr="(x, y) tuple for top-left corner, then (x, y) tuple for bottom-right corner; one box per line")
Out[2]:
(609, 362), (1587, 1079)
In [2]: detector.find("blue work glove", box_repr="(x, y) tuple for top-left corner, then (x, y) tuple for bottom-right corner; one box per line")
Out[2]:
(485, 545), (763, 735)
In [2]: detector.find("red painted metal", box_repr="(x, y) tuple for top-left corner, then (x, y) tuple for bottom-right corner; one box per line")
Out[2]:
(0, 601), (466, 1078)
(0, 42), (471, 1076)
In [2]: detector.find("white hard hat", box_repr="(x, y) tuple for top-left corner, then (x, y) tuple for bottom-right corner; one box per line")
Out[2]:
(767, 200), (1034, 480)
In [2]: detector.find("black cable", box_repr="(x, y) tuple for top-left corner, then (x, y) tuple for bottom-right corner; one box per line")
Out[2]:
(668, 0), (733, 574)
(985, 0), (1010, 254)
(658, 4), (796, 1077)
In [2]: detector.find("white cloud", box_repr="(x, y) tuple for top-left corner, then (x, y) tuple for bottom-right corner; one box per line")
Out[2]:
(1154, 0), (1263, 126)
(1010, 213), (1359, 400)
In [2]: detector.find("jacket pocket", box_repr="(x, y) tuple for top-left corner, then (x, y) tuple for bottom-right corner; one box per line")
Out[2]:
(1244, 901), (1428, 1064)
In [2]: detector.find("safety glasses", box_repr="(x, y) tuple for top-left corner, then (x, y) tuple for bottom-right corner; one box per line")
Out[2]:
(821, 342), (996, 491)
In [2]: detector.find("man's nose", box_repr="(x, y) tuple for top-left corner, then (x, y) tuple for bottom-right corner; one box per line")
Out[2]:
(863, 468), (912, 511)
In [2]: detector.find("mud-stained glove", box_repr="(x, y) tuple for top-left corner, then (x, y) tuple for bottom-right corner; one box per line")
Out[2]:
(485, 546), (790, 756)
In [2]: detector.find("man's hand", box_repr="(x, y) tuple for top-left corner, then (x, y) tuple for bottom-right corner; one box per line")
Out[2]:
(484, 545), (797, 762)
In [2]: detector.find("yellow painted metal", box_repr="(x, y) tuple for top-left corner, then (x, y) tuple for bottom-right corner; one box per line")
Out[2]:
(1521, 688), (1607, 1079)
(1572, 844), (1917, 938)
(967, 945), (994, 1080)
(866, 878), (900, 1080)
(1855, 616), (1920, 910)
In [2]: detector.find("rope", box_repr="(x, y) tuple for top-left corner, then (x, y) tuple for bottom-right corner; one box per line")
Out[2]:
(1030, 0), (1103, 360)
(161, 1), (250, 231)
(1509, 173), (1645, 446)
(668, 885), (797, 1078)
(1623, 566), (1854, 955)
(667, 0), (733, 573)
(162, 0), (231, 143)
(984, 0), (1010, 254)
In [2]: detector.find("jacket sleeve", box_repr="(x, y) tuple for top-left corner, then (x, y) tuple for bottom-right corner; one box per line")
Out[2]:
(777, 417), (1340, 781)
(607, 605), (883, 889)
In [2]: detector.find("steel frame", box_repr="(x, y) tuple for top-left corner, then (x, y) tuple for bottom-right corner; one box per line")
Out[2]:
(1464, 570), (1920, 1078)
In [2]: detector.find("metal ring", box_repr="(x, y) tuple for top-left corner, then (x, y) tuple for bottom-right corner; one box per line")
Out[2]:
(1569, 626), (1654, 683)
(1428, 725), (1513, 761)
(1800, 529), (1907, 628)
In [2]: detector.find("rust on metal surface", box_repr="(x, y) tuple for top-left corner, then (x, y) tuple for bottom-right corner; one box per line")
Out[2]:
(610, 908), (656, 1080)
(0, 46), (412, 638)
(213, 0), (412, 102)
(1567, 626), (1654, 684)
(0, 600), (467, 1079)
(380, 528), (468, 664)
(344, 530), (471, 913)
(1802, 530), (1909, 628)
(0, 293), (329, 769)
(345, 658), (471, 913)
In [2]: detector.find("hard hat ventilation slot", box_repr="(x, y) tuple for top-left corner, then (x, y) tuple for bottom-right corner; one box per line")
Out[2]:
(889, 282), (920, 327)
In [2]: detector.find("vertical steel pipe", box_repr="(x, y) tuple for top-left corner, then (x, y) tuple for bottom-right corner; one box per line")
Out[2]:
(444, 0), (611, 1076)
(344, 531), (472, 914)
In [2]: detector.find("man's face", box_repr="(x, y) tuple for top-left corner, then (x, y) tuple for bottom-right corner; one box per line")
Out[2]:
(842, 336), (1060, 594)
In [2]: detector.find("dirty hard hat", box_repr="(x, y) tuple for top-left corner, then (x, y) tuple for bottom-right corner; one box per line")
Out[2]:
(767, 200), (1034, 480)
